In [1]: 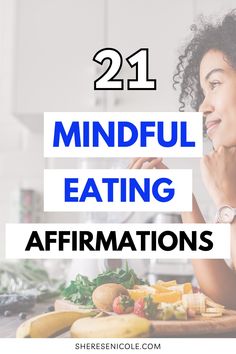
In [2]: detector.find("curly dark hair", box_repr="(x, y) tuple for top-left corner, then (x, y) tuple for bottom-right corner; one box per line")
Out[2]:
(173, 10), (236, 112)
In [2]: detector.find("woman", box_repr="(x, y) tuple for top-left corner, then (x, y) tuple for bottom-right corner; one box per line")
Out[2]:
(131, 11), (236, 309)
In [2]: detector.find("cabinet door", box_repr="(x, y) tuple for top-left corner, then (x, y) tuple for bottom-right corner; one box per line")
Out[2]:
(14, 0), (105, 132)
(106, 0), (194, 111)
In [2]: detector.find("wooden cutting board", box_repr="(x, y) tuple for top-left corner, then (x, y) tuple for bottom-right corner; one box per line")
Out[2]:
(55, 300), (236, 337)
(151, 309), (236, 337)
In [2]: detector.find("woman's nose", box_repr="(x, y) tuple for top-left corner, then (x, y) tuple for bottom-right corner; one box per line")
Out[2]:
(198, 96), (214, 115)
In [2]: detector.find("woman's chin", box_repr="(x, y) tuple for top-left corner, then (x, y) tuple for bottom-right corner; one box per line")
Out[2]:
(212, 139), (236, 150)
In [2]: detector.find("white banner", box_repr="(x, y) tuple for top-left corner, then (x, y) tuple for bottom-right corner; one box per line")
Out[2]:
(0, 338), (234, 354)
(5, 223), (230, 259)
(44, 112), (203, 158)
(44, 169), (192, 212)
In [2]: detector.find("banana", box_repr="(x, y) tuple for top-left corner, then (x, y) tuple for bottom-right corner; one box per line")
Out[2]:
(71, 314), (151, 338)
(16, 310), (96, 338)
(206, 297), (224, 309)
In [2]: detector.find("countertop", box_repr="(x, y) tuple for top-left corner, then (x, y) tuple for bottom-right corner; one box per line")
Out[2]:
(0, 300), (56, 338)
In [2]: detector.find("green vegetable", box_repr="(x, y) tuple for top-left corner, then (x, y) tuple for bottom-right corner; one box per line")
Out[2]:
(143, 295), (158, 320)
(62, 275), (95, 308)
(94, 263), (146, 289)
(62, 263), (147, 308)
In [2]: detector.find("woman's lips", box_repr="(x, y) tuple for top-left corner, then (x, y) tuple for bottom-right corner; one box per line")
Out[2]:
(206, 119), (221, 138)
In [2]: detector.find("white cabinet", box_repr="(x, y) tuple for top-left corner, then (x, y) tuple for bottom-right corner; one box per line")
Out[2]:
(14, 0), (105, 132)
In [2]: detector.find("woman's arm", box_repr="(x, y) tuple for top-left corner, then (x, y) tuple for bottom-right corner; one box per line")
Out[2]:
(192, 258), (236, 309)
(200, 146), (236, 267)
(230, 223), (236, 270)
(187, 147), (236, 308)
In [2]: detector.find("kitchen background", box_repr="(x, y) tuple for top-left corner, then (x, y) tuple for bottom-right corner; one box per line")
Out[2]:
(0, 0), (234, 280)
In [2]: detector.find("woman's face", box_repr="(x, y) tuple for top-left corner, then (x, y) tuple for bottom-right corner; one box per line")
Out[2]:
(199, 49), (236, 149)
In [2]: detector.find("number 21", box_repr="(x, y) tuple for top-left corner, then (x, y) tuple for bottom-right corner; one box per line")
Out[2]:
(93, 48), (157, 90)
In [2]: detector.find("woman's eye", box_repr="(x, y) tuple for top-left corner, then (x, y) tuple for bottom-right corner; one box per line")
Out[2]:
(209, 80), (221, 89)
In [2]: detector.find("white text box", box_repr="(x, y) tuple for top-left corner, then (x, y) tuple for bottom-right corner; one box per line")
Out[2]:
(44, 169), (192, 212)
(44, 112), (203, 158)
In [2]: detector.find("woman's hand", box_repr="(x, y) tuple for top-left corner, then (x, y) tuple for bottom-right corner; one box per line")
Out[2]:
(128, 157), (167, 170)
(200, 146), (236, 207)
